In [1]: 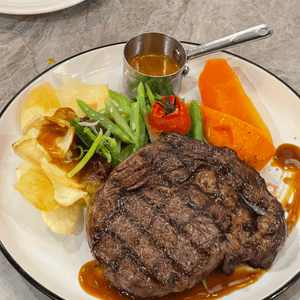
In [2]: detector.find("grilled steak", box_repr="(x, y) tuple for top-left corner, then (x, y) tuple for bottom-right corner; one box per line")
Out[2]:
(86, 132), (287, 298)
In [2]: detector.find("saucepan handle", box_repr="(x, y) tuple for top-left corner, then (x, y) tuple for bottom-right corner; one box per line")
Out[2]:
(186, 24), (273, 62)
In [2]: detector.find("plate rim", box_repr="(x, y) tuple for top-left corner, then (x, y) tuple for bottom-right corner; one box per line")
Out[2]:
(1, 41), (300, 300)
(0, 0), (85, 15)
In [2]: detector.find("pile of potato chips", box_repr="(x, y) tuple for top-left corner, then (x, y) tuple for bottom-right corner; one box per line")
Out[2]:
(13, 77), (109, 234)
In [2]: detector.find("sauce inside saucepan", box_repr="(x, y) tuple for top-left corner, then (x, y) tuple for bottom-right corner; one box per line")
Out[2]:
(127, 53), (180, 76)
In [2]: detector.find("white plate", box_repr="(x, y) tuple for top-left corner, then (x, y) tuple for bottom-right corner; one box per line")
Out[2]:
(1, 42), (300, 300)
(0, 0), (85, 15)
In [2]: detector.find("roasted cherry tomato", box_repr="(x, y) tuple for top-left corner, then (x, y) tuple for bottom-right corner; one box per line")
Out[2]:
(149, 95), (191, 135)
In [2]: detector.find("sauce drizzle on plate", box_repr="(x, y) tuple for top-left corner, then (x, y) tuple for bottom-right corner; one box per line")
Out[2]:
(79, 261), (265, 300)
(272, 143), (300, 234)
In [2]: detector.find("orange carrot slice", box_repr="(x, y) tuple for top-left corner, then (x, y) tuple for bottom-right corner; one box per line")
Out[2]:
(198, 58), (273, 143)
(199, 105), (276, 171)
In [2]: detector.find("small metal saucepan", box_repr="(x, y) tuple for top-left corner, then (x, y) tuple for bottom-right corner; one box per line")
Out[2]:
(123, 24), (273, 98)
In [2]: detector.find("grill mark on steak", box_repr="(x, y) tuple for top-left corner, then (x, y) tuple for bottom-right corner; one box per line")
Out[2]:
(123, 198), (201, 277)
(94, 182), (232, 278)
(90, 205), (121, 250)
(138, 191), (190, 237)
(87, 133), (287, 298)
(136, 200), (206, 275)
(122, 245), (161, 284)
(123, 211), (189, 277)
(97, 230), (162, 284)
(92, 195), (190, 280)
(143, 189), (226, 262)
(97, 186), (249, 277)
(92, 187), (219, 281)
(138, 187), (226, 263)
(93, 212), (168, 284)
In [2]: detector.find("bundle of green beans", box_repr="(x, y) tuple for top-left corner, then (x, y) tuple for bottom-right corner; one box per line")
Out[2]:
(67, 82), (205, 178)
(67, 82), (155, 177)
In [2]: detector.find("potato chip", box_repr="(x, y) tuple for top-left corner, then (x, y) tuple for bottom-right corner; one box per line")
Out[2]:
(54, 73), (86, 87)
(54, 84), (108, 117)
(40, 158), (85, 190)
(15, 78), (108, 234)
(14, 165), (61, 212)
(41, 200), (84, 234)
(15, 162), (32, 179)
(13, 115), (74, 168)
(21, 82), (61, 129)
(52, 179), (89, 206)
(13, 134), (51, 169)
(13, 114), (89, 209)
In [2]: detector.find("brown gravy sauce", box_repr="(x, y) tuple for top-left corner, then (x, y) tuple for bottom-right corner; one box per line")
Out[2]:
(79, 261), (266, 300)
(127, 53), (180, 76)
(37, 108), (81, 180)
(78, 143), (300, 299)
(272, 143), (300, 234)
(37, 123), (67, 159)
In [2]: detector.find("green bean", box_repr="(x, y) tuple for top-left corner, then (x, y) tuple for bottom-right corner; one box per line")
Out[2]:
(103, 127), (112, 137)
(145, 83), (156, 106)
(68, 119), (94, 148)
(136, 96), (154, 144)
(105, 101), (137, 143)
(137, 98), (146, 121)
(139, 115), (149, 148)
(76, 99), (133, 144)
(82, 127), (115, 162)
(137, 96), (146, 120)
(144, 117), (155, 143)
(139, 114), (150, 147)
(102, 131), (117, 149)
(136, 83), (148, 118)
(98, 106), (131, 117)
(137, 82), (145, 99)
(109, 89), (131, 109)
(68, 119), (115, 163)
(67, 131), (105, 178)
(136, 100), (154, 144)
(140, 133), (148, 148)
(113, 136), (122, 154)
(130, 102), (140, 149)
(134, 115), (147, 151)
(100, 145), (112, 163)
(130, 102), (139, 133)
(96, 128), (117, 153)
(189, 100), (204, 141)
(83, 126), (98, 140)
(106, 136), (121, 167)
